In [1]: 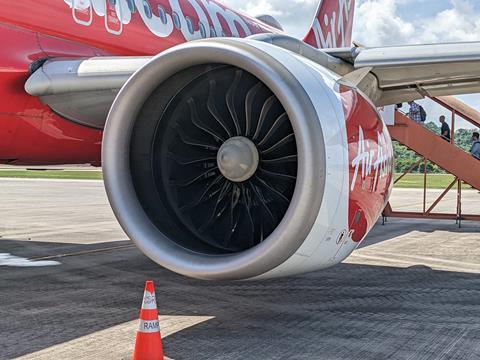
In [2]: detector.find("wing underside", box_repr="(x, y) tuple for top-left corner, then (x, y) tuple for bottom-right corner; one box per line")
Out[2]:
(25, 39), (480, 128)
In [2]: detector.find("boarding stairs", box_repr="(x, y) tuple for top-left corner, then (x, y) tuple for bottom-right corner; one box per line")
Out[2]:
(384, 96), (480, 223)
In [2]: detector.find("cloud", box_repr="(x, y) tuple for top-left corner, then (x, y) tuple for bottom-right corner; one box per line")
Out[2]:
(354, 0), (416, 45)
(353, 0), (480, 46)
(221, 0), (318, 38)
(420, 0), (480, 43)
(222, 0), (480, 45)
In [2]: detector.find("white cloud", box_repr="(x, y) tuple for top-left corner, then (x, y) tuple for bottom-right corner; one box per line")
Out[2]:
(420, 0), (480, 43)
(354, 0), (480, 46)
(221, 0), (317, 38)
(223, 0), (480, 45)
(354, 0), (416, 45)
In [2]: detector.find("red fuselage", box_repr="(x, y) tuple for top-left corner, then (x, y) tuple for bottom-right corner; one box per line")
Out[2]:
(0, 0), (277, 165)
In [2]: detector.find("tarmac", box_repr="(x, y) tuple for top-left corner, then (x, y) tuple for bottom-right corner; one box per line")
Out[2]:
(1, 178), (480, 359)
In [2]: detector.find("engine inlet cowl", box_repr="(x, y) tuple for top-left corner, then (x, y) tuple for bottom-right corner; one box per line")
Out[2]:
(102, 38), (326, 280)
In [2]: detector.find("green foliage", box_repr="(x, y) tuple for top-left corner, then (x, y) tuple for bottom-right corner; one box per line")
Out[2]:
(423, 121), (440, 133)
(455, 128), (476, 151)
(393, 123), (477, 174)
(394, 174), (471, 189)
(0, 170), (102, 180)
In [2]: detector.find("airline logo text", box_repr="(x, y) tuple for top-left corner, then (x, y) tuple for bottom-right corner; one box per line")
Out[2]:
(311, 0), (353, 48)
(65, 0), (253, 39)
(350, 126), (393, 193)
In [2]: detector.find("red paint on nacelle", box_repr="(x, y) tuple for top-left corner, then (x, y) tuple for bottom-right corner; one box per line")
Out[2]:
(341, 86), (394, 242)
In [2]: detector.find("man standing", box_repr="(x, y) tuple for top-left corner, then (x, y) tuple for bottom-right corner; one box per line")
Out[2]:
(408, 101), (422, 123)
(471, 132), (480, 159)
(439, 116), (451, 142)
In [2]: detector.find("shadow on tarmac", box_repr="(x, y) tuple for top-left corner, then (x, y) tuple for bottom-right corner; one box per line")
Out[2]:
(1, 238), (480, 359)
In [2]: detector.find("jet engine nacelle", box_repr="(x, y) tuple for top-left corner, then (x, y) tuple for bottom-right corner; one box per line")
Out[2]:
(102, 38), (394, 280)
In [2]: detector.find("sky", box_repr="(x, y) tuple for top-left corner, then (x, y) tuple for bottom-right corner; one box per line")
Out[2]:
(221, 0), (480, 129)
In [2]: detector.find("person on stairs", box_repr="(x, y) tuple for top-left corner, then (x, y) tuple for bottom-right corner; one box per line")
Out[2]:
(471, 132), (480, 160)
(439, 116), (451, 142)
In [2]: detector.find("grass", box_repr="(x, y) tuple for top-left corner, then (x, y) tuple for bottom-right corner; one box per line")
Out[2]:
(394, 173), (472, 189)
(0, 170), (474, 189)
(0, 169), (103, 180)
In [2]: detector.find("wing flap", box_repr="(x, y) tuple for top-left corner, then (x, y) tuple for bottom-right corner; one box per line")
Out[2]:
(332, 42), (480, 105)
(355, 42), (480, 89)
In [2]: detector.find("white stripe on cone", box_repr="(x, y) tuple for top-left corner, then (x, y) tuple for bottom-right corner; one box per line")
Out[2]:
(138, 319), (160, 333)
(142, 291), (157, 310)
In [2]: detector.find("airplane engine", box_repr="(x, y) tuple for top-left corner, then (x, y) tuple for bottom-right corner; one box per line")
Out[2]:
(102, 38), (394, 280)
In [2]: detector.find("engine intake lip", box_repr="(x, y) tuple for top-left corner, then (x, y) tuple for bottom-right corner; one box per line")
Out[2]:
(103, 38), (326, 280)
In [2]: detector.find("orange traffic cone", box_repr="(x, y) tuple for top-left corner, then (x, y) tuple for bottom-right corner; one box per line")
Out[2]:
(132, 280), (164, 360)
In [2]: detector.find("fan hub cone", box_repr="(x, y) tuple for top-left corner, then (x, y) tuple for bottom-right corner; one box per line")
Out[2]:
(217, 136), (259, 182)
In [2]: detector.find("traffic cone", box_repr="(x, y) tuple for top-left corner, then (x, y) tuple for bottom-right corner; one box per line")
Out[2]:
(132, 280), (164, 360)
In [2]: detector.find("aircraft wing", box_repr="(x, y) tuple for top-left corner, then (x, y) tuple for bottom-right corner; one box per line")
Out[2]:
(329, 42), (480, 106)
(25, 40), (480, 128)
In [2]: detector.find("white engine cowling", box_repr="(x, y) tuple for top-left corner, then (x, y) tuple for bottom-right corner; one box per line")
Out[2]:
(102, 38), (394, 280)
